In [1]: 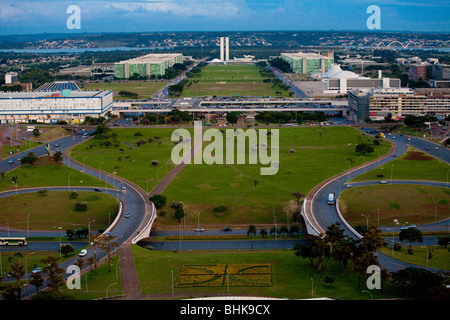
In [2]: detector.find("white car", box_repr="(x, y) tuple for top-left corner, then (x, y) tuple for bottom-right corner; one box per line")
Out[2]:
(380, 180), (388, 184)
(79, 249), (87, 257)
(194, 227), (205, 232)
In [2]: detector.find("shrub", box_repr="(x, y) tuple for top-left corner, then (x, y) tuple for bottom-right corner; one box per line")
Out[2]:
(170, 201), (184, 209)
(149, 194), (167, 208)
(74, 201), (88, 212)
(213, 205), (228, 213)
(69, 192), (79, 199)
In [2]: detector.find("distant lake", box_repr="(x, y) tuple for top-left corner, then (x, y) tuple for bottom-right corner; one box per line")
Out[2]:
(348, 46), (450, 52)
(0, 47), (170, 54)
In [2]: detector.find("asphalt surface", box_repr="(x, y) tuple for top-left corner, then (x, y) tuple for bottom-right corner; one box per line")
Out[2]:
(309, 129), (450, 271)
(0, 131), (150, 297)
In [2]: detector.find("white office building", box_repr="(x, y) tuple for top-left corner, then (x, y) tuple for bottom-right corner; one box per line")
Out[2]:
(0, 90), (113, 124)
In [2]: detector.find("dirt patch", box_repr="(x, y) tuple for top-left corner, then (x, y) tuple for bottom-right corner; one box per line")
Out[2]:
(403, 151), (433, 161)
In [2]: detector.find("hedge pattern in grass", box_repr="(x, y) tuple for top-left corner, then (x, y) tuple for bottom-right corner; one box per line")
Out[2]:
(175, 264), (272, 288)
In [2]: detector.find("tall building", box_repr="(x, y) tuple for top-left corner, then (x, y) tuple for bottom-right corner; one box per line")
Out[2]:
(5, 72), (19, 84)
(432, 64), (450, 80)
(219, 37), (230, 62)
(409, 64), (427, 81)
(114, 53), (183, 79)
(280, 52), (334, 74)
(348, 88), (450, 121)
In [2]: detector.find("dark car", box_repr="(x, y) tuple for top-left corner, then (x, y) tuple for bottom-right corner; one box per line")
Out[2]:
(221, 227), (232, 232)
(94, 188), (101, 192)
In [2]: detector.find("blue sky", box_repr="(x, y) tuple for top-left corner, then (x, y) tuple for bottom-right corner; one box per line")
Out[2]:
(0, 0), (448, 35)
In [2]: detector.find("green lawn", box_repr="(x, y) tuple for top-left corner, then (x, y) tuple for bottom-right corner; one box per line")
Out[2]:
(70, 128), (180, 193)
(59, 255), (124, 300)
(353, 147), (450, 183)
(160, 126), (392, 227)
(83, 81), (167, 100)
(379, 245), (450, 271)
(131, 245), (402, 300)
(0, 160), (113, 192)
(182, 64), (291, 98)
(339, 184), (450, 227)
(0, 191), (119, 231)
(2, 141), (43, 159)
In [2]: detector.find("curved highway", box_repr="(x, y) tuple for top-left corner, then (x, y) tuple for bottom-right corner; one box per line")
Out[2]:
(309, 129), (450, 271)
(0, 131), (151, 298)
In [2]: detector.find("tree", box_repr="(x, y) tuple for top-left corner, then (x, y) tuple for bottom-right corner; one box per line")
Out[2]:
(324, 276), (335, 287)
(279, 225), (289, 238)
(53, 151), (63, 166)
(310, 236), (329, 273)
(356, 143), (374, 155)
(174, 206), (186, 221)
(149, 194), (167, 208)
(437, 235), (450, 248)
(41, 255), (65, 292)
(66, 229), (75, 240)
(29, 272), (44, 294)
(399, 227), (423, 251)
(259, 229), (267, 238)
(247, 224), (257, 236)
(60, 243), (75, 257)
(294, 243), (314, 265)
(32, 128), (40, 137)
(362, 226), (384, 252)
(391, 267), (445, 298)
(291, 192), (305, 205)
(20, 152), (38, 165)
(288, 225), (300, 236)
(332, 237), (353, 272)
(226, 111), (241, 125)
(10, 261), (26, 300)
(98, 234), (119, 272)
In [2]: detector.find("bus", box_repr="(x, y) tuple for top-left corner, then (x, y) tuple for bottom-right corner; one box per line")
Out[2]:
(328, 192), (335, 205)
(0, 237), (28, 246)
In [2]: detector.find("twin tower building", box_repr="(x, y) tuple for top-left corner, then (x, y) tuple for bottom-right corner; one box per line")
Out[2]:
(219, 37), (230, 62)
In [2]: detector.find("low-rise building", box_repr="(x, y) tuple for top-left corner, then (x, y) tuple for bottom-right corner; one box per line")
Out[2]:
(280, 51), (334, 75)
(0, 90), (113, 124)
(348, 88), (450, 121)
(114, 53), (183, 79)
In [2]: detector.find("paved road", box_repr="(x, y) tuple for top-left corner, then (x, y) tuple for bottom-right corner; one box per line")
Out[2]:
(0, 132), (150, 298)
(309, 130), (450, 271)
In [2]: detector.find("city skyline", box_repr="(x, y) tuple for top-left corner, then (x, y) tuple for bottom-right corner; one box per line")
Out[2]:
(0, 0), (449, 36)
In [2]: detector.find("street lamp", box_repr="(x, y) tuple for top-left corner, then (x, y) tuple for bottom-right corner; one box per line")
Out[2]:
(390, 164), (394, 184)
(387, 228), (394, 257)
(25, 251), (35, 279)
(157, 166), (163, 183)
(27, 213), (31, 238)
(362, 290), (373, 300)
(361, 214), (369, 229)
(6, 219), (9, 238)
(421, 245), (429, 269)
(82, 156), (88, 172)
(68, 171), (74, 192)
(435, 199), (443, 221)
(106, 282), (117, 300)
(116, 257), (126, 281)
(99, 161), (105, 179)
(88, 218), (95, 236)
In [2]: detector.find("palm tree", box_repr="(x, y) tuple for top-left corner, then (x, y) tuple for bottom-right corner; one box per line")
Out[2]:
(74, 257), (85, 270)
(42, 255), (65, 292)
(247, 225), (257, 237)
(259, 229), (267, 238)
(10, 261), (26, 300)
(310, 236), (329, 273)
(29, 272), (44, 294)
(98, 234), (120, 272)
(288, 225), (300, 236)
(325, 223), (345, 255)
(332, 237), (353, 272)
(53, 151), (63, 167)
(362, 226), (384, 252)
(279, 225), (289, 238)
